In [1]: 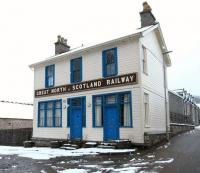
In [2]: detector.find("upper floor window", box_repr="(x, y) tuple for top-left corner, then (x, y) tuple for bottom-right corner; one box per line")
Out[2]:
(142, 46), (148, 74)
(45, 65), (55, 88)
(70, 57), (82, 83)
(102, 47), (118, 77)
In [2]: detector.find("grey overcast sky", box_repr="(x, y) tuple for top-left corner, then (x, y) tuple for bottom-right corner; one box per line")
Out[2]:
(0, 0), (200, 105)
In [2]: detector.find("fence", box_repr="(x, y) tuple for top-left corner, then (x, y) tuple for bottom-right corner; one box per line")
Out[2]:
(0, 128), (32, 146)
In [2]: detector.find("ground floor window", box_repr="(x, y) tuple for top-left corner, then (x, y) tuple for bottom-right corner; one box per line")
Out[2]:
(144, 93), (150, 127)
(119, 93), (131, 127)
(94, 96), (103, 127)
(38, 100), (62, 127)
(93, 92), (132, 127)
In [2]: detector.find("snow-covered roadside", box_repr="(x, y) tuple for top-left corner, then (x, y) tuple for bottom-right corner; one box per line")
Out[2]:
(195, 125), (200, 129)
(0, 146), (136, 160)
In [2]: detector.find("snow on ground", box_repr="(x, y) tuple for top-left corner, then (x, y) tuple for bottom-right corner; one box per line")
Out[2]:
(147, 155), (155, 158)
(82, 165), (100, 168)
(101, 160), (114, 164)
(58, 169), (87, 173)
(154, 158), (174, 164)
(0, 146), (135, 160)
(114, 166), (141, 173)
(195, 125), (200, 129)
(156, 142), (170, 150)
(40, 170), (47, 173)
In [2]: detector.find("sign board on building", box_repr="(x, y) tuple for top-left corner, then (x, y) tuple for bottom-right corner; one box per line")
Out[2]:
(35, 73), (138, 97)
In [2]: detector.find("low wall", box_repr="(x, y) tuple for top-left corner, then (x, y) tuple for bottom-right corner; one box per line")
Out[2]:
(170, 123), (194, 136)
(32, 137), (68, 147)
(0, 128), (32, 146)
(144, 132), (168, 147)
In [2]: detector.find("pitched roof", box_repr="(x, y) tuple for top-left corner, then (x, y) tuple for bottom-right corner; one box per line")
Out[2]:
(29, 24), (171, 68)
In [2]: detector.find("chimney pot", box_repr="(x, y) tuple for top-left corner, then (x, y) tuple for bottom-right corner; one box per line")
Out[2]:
(140, 2), (157, 28)
(55, 35), (70, 55)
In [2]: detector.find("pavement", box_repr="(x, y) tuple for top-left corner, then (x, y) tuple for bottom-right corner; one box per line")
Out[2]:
(0, 127), (200, 173)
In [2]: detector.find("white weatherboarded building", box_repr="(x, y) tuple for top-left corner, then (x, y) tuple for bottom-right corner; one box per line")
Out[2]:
(30, 9), (171, 145)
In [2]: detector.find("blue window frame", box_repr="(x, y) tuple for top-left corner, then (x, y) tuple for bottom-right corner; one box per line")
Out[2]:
(102, 47), (118, 77)
(45, 65), (55, 88)
(67, 97), (86, 127)
(38, 99), (62, 127)
(92, 91), (132, 128)
(119, 93), (132, 127)
(70, 57), (82, 83)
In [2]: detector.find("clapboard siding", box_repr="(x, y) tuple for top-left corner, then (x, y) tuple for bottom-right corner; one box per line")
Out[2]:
(143, 88), (166, 132)
(32, 85), (143, 143)
(140, 31), (165, 97)
(34, 38), (139, 90)
(140, 31), (167, 132)
(32, 26), (169, 144)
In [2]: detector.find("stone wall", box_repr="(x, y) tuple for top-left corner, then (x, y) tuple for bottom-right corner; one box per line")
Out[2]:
(170, 124), (194, 136)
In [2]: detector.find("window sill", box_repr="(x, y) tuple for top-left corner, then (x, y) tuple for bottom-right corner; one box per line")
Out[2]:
(103, 75), (118, 78)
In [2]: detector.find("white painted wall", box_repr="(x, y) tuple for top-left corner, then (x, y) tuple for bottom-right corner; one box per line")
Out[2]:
(140, 30), (167, 133)
(32, 28), (169, 144)
(34, 38), (140, 90)
(32, 85), (143, 143)
(32, 37), (145, 143)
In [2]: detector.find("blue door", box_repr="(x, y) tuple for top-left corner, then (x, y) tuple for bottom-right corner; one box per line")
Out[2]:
(68, 97), (85, 140)
(70, 107), (82, 140)
(104, 95), (119, 141)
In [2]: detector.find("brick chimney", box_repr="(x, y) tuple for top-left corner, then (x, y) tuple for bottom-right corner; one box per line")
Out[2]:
(55, 35), (70, 55)
(140, 2), (157, 28)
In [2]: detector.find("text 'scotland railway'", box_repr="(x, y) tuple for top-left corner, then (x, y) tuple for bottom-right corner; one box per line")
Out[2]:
(35, 73), (138, 97)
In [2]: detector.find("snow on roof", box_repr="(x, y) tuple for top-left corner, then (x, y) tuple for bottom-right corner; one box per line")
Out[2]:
(0, 102), (33, 119)
(29, 25), (156, 68)
(168, 90), (184, 99)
